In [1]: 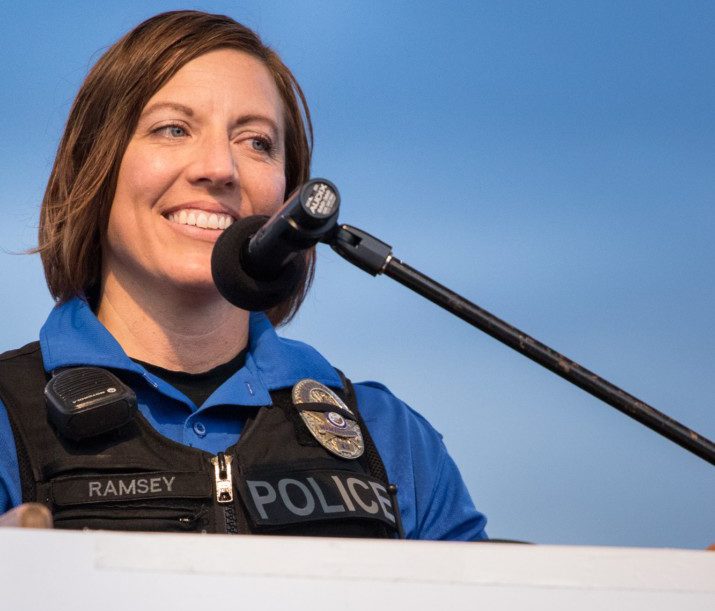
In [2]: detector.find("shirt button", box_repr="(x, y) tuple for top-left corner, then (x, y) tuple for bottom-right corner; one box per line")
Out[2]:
(193, 421), (207, 438)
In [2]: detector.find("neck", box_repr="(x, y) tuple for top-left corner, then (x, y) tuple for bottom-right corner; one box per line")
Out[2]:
(97, 272), (250, 373)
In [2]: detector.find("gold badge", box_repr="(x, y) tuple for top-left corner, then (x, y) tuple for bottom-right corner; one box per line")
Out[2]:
(292, 379), (364, 460)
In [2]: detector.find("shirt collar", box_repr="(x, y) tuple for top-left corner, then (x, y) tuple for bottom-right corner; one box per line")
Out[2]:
(40, 297), (342, 406)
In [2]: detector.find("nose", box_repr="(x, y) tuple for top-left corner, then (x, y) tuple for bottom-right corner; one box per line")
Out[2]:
(186, 132), (238, 189)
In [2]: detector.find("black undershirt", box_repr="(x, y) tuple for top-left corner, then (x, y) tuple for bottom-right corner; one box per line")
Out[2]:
(133, 347), (248, 407)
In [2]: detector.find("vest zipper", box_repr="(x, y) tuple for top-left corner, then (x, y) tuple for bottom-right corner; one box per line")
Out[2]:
(211, 452), (238, 534)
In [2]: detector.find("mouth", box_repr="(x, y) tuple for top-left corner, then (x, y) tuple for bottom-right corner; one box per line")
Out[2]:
(164, 208), (236, 230)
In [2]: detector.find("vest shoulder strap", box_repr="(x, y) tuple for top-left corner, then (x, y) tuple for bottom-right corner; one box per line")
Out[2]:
(336, 370), (391, 486)
(0, 341), (45, 502)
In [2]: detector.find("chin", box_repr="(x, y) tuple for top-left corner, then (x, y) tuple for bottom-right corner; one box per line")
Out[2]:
(158, 262), (220, 296)
(170, 274), (219, 293)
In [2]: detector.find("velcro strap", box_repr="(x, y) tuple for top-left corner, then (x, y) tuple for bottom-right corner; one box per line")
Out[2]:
(51, 472), (212, 506)
(237, 469), (396, 528)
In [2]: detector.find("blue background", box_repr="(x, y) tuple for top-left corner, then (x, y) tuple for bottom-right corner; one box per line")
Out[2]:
(0, 1), (713, 548)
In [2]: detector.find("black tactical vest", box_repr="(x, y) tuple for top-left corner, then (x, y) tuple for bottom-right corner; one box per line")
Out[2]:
(0, 342), (400, 538)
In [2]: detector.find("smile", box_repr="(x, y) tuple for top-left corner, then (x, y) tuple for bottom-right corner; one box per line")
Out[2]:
(165, 209), (236, 230)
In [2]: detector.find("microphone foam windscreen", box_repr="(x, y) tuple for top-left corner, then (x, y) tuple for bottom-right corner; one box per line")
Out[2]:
(211, 215), (304, 311)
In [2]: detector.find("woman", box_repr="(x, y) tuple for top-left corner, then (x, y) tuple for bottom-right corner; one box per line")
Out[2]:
(0, 10), (486, 539)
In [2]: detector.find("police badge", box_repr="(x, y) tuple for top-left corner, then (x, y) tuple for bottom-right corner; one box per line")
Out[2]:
(292, 379), (364, 460)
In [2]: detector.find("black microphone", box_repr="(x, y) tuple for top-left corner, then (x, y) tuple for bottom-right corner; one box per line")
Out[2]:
(211, 178), (340, 311)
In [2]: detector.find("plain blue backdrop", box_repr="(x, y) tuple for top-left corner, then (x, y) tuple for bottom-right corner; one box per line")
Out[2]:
(0, 1), (713, 548)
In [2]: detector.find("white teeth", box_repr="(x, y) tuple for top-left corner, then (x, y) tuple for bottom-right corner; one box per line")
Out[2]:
(166, 208), (235, 230)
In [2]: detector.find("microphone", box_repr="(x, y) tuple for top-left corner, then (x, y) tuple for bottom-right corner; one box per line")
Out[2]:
(211, 178), (340, 311)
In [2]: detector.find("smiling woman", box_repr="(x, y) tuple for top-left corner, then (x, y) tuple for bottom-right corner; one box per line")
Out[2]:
(99, 49), (288, 367)
(38, 12), (312, 329)
(0, 10), (487, 540)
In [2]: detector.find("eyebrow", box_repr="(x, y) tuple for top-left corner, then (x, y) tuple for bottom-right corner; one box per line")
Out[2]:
(234, 113), (281, 135)
(141, 102), (194, 118)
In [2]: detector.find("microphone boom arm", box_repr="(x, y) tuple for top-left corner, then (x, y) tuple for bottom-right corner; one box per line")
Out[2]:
(328, 224), (715, 467)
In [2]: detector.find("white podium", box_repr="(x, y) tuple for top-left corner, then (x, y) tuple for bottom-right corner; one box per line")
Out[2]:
(1, 529), (713, 610)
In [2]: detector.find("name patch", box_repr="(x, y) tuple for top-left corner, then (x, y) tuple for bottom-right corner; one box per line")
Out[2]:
(51, 472), (212, 506)
(238, 470), (396, 528)
(89, 476), (175, 498)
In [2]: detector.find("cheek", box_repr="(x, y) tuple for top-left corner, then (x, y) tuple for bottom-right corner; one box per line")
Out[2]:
(114, 144), (177, 208)
(249, 170), (287, 217)
(103, 202), (136, 275)
(105, 148), (176, 258)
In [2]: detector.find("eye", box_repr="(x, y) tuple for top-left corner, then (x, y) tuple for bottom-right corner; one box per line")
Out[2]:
(167, 125), (187, 138)
(250, 136), (273, 153)
(153, 124), (188, 138)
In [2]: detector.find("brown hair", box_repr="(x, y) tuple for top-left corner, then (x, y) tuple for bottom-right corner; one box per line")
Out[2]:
(38, 10), (314, 326)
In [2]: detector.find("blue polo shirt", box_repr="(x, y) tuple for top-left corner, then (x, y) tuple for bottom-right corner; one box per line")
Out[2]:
(0, 297), (487, 540)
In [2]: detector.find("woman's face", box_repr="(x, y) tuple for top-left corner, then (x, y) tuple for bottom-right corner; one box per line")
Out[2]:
(103, 49), (286, 297)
